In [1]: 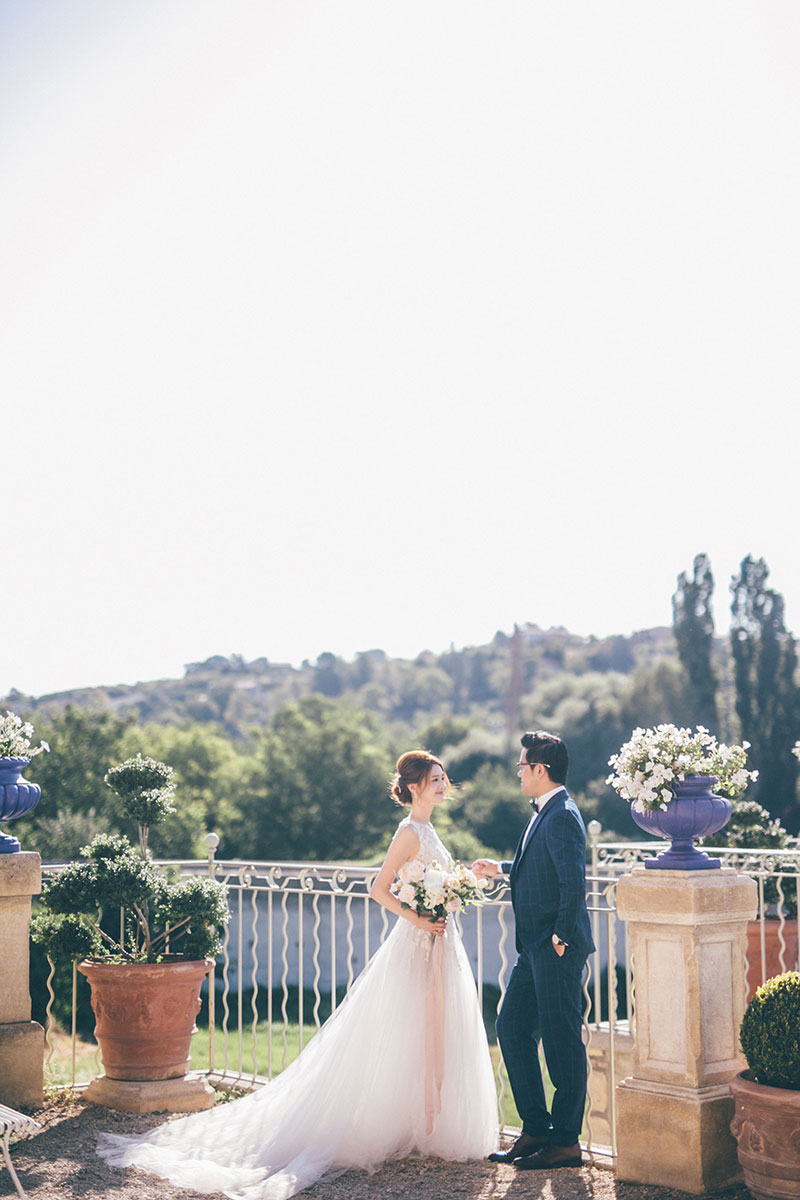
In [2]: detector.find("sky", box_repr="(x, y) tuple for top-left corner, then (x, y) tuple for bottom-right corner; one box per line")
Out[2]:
(1, 0), (799, 699)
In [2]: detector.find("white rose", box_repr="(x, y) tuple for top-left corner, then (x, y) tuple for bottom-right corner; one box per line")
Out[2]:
(398, 883), (416, 905)
(424, 868), (447, 892)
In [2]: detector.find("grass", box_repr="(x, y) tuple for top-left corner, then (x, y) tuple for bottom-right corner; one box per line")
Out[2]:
(44, 1020), (523, 1126)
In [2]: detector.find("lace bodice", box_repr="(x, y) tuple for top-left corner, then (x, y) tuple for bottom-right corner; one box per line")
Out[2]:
(395, 816), (452, 869)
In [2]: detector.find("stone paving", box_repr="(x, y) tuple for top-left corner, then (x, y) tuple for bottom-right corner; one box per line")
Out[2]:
(0, 1095), (752, 1200)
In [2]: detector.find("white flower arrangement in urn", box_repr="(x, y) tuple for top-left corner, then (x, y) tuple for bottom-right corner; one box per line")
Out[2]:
(0, 710), (50, 852)
(607, 724), (757, 815)
(0, 710), (50, 760)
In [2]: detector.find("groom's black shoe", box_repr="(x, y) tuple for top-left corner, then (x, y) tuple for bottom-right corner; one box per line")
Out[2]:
(487, 1132), (550, 1163)
(515, 1142), (583, 1170)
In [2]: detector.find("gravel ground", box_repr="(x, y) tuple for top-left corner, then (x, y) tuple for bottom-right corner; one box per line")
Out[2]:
(1, 1095), (752, 1200)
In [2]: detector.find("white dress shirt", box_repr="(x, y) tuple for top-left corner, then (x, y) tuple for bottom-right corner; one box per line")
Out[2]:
(519, 785), (563, 856)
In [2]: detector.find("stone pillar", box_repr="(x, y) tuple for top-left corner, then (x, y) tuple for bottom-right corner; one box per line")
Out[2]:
(0, 853), (44, 1107)
(615, 866), (757, 1194)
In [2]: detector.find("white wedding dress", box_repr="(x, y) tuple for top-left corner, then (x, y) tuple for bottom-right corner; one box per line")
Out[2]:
(97, 817), (499, 1199)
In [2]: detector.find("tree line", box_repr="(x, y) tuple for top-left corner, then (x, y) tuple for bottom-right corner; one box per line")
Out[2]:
(7, 551), (800, 864)
(672, 553), (799, 830)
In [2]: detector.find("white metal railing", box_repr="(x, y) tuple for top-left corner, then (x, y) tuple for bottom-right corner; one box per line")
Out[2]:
(39, 827), (800, 1158)
(588, 822), (800, 996)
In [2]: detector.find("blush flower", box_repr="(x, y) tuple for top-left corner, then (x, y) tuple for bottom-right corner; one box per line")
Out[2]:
(390, 856), (487, 926)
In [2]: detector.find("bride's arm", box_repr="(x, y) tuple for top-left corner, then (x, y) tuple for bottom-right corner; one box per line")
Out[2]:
(369, 827), (447, 937)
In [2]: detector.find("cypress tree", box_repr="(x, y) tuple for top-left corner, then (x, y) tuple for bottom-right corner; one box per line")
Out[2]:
(730, 555), (800, 831)
(672, 553), (719, 731)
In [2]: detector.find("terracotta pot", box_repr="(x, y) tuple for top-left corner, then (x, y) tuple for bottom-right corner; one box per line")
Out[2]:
(730, 1071), (800, 1200)
(746, 920), (799, 1002)
(78, 958), (213, 1081)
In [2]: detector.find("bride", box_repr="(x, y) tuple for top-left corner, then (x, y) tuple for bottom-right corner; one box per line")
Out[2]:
(97, 750), (499, 1199)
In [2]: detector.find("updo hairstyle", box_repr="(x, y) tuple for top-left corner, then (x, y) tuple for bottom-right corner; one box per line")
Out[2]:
(390, 750), (448, 807)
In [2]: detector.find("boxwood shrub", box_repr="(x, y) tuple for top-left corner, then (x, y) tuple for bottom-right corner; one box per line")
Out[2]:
(740, 970), (800, 1089)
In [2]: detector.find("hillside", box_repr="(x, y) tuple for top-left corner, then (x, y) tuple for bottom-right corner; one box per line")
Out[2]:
(3, 623), (677, 737)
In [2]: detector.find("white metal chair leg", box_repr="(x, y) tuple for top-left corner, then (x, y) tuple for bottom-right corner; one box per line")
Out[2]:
(2, 1128), (30, 1200)
(0, 1106), (40, 1200)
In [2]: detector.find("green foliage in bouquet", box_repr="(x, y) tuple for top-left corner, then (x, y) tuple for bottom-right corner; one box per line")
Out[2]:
(32, 755), (228, 964)
(740, 971), (800, 1090)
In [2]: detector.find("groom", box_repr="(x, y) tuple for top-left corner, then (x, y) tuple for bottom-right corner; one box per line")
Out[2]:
(474, 730), (594, 1170)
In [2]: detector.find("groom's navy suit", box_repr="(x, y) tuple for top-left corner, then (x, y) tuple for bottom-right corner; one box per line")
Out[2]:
(497, 788), (595, 1146)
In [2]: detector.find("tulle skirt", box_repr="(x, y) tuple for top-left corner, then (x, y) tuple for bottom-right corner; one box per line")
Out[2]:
(97, 918), (499, 1199)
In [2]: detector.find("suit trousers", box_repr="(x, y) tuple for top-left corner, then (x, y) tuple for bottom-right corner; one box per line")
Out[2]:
(496, 947), (587, 1145)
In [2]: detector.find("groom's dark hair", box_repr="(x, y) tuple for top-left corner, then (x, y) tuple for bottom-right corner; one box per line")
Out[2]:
(521, 730), (568, 785)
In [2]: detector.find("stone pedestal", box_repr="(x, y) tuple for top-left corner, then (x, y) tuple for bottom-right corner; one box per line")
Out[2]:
(615, 867), (757, 1194)
(0, 853), (44, 1107)
(85, 1072), (215, 1113)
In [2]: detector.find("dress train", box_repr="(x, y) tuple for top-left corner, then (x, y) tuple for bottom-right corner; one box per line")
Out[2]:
(97, 822), (498, 1198)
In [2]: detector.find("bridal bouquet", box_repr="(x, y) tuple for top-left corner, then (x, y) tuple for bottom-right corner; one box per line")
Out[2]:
(391, 858), (489, 922)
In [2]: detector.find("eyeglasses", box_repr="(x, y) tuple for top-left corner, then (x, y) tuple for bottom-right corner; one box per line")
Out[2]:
(517, 760), (550, 772)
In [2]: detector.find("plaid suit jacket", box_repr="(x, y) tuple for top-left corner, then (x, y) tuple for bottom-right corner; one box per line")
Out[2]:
(501, 788), (595, 960)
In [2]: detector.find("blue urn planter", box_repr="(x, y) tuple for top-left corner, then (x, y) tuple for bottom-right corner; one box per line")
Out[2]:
(0, 756), (42, 853)
(629, 774), (732, 870)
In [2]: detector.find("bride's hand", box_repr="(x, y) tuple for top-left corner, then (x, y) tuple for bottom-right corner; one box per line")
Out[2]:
(413, 913), (446, 937)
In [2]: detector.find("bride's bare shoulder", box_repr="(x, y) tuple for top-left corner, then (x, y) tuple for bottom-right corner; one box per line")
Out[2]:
(390, 820), (421, 855)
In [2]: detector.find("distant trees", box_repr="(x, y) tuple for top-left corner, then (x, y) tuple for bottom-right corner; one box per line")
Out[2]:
(10, 556), (800, 857)
(670, 552), (800, 833)
(232, 696), (396, 862)
(730, 556), (800, 830)
(19, 707), (134, 859)
(447, 763), (529, 858)
(8, 626), (680, 741)
(17, 699), (398, 863)
(672, 553), (719, 731)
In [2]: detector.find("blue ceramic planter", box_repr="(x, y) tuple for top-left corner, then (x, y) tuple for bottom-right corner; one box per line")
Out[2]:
(0, 757), (42, 853)
(629, 774), (732, 870)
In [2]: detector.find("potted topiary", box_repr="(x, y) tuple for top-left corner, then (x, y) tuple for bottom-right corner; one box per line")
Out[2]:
(31, 753), (228, 1092)
(729, 971), (800, 1200)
